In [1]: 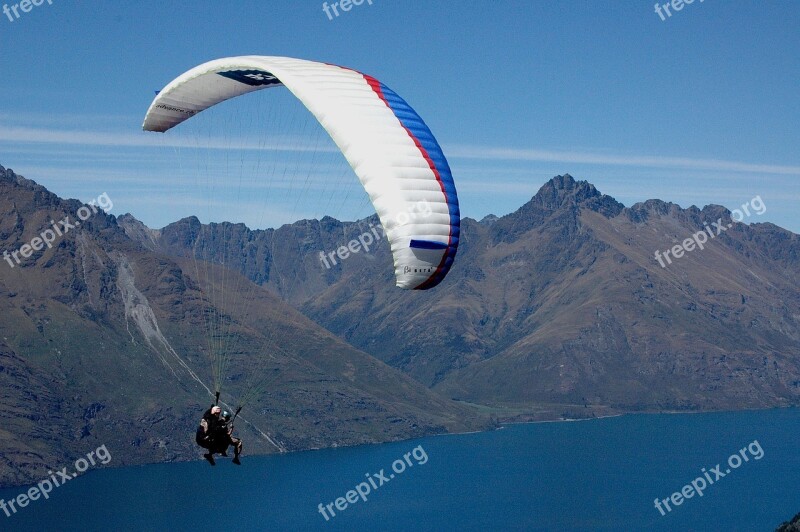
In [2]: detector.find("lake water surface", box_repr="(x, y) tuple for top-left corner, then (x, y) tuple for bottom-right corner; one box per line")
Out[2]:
(2, 408), (798, 531)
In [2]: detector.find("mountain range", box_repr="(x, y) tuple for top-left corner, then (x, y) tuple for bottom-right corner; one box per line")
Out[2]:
(2, 162), (799, 488)
(124, 174), (800, 422)
(0, 164), (483, 487)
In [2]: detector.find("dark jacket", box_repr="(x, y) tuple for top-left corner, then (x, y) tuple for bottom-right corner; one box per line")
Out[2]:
(210, 419), (234, 451)
(195, 405), (221, 448)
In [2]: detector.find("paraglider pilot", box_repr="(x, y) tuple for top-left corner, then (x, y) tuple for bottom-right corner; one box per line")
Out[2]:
(196, 404), (243, 466)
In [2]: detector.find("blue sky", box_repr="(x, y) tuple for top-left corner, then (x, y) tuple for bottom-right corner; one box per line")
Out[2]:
(1, 1), (798, 231)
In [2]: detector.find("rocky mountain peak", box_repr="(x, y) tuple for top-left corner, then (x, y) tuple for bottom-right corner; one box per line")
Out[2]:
(529, 174), (624, 217)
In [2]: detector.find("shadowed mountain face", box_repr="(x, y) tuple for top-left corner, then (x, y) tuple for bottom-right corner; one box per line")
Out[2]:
(0, 164), (485, 488)
(776, 512), (800, 532)
(137, 174), (800, 421)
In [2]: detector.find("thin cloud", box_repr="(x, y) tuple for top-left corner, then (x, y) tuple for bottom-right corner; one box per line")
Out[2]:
(6, 123), (797, 178)
(0, 126), (339, 153)
(447, 145), (800, 177)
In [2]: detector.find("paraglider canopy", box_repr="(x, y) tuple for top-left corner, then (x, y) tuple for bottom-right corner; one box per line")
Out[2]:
(143, 55), (459, 290)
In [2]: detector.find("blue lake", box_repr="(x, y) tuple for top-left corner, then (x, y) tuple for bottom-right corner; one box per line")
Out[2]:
(2, 408), (798, 531)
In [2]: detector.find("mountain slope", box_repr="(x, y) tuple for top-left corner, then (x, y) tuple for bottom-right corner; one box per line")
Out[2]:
(436, 179), (800, 417)
(136, 173), (800, 421)
(0, 164), (486, 488)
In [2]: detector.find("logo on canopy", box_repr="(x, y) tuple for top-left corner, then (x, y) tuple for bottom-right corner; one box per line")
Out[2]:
(217, 70), (282, 87)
